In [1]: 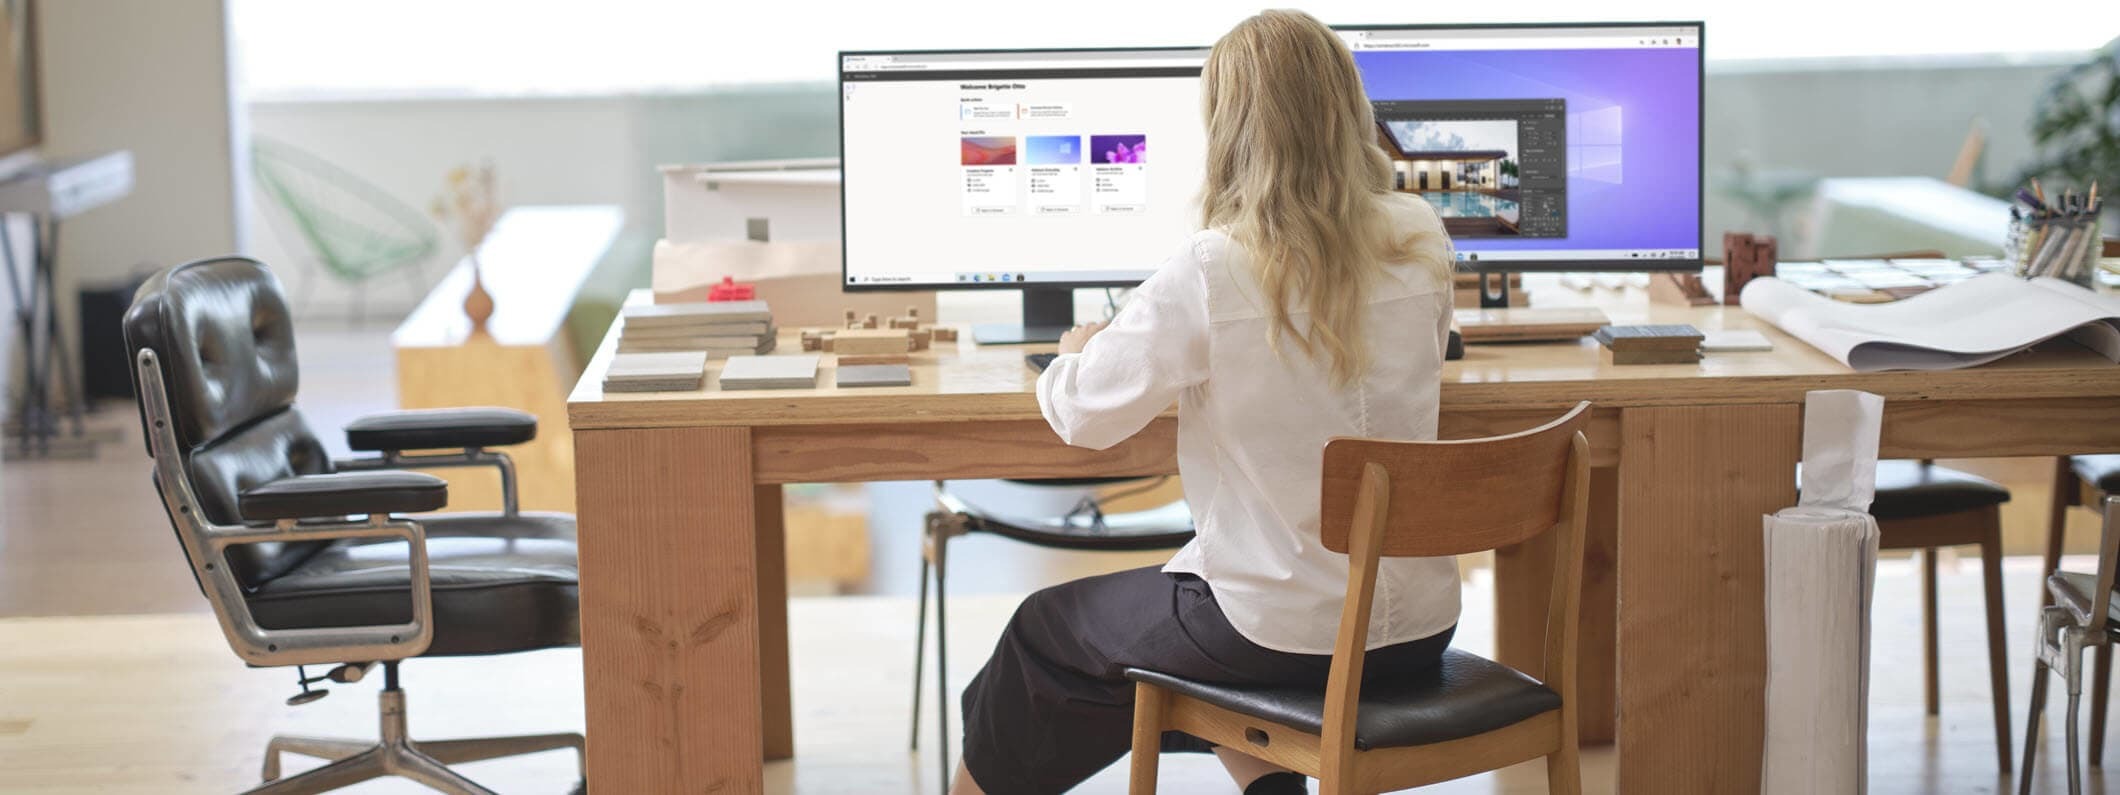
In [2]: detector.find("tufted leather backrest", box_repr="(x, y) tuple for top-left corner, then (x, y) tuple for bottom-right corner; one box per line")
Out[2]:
(124, 257), (332, 588)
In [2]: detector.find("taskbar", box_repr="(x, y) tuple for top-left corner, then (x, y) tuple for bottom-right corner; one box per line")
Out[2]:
(848, 269), (1155, 287)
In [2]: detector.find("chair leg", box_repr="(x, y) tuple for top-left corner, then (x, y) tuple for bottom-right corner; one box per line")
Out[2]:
(1129, 682), (1166, 795)
(1924, 548), (1942, 716)
(911, 553), (930, 751)
(262, 735), (371, 782)
(392, 746), (501, 795)
(2023, 656), (2051, 795)
(935, 533), (952, 794)
(2045, 456), (2076, 609)
(1984, 523), (2015, 773)
(419, 732), (585, 766)
(244, 747), (387, 795)
(2067, 630), (2087, 795)
(1547, 744), (1582, 795)
(2092, 644), (2112, 767)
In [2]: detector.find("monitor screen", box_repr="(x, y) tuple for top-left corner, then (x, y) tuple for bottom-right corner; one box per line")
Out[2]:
(839, 47), (1208, 290)
(1341, 23), (1704, 270)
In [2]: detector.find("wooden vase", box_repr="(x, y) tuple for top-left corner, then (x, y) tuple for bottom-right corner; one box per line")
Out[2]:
(462, 254), (495, 334)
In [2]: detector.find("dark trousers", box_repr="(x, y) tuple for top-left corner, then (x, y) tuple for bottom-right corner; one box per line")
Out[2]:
(960, 566), (1454, 794)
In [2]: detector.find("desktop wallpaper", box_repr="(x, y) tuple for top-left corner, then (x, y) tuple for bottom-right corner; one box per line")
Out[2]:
(1354, 47), (1701, 255)
(1090, 134), (1148, 164)
(1024, 135), (1083, 165)
(960, 136), (1018, 166)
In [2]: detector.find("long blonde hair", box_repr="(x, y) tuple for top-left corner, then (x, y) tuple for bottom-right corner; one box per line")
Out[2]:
(1199, 9), (1441, 386)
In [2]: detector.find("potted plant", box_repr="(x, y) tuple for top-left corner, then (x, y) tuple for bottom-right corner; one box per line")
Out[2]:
(2016, 36), (2119, 226)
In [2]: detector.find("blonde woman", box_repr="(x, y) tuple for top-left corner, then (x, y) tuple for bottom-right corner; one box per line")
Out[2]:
(952, 10), (1458, 795)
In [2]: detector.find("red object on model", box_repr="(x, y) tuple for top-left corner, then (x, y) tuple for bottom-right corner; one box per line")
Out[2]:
(707, 276), (756, 302)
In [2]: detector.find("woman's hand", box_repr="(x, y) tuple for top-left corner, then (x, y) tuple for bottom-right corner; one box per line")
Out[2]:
(1057, 321), (1108, 355)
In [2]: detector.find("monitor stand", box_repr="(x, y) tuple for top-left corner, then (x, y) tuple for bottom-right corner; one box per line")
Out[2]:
(1478, 271), (1513, 309)
(973, 288), (1075, 345)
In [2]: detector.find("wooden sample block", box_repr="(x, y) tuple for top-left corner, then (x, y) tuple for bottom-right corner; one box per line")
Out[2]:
(836, 353), (909, 366)
(1594, 324), (1703, 366)
(832, 328), (910, 356)
(1453, 307), (1611, 343)
(719, 355), (821, 391)
(835, 363), (913, 388)
(907, 328), (932, 351)
(929, 326), (959, 343)
(889, 306), (923, 330)
(1722, 232), (1779, 305)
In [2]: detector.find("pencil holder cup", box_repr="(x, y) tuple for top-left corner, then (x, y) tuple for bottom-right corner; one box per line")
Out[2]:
(2008, 216), (2101, 288)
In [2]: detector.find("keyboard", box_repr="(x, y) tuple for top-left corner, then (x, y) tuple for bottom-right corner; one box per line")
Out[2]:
(1026, 352), (1058, 372)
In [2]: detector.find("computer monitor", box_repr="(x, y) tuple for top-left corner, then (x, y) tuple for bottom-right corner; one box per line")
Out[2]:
(1338, 22), (1704, 275)
(838, 47), (1210, 343)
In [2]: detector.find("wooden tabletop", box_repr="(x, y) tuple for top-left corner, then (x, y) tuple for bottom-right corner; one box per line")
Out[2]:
(568, 285), (2120, 431)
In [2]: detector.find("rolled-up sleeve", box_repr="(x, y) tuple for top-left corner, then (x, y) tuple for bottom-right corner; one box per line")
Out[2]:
(1036, 238), (1211, 450)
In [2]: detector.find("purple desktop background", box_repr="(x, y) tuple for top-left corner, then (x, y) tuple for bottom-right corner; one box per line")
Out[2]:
(1354, 48), (1701, 256)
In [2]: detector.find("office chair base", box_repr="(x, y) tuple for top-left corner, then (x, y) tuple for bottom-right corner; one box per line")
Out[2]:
(252, 687), (584, 795)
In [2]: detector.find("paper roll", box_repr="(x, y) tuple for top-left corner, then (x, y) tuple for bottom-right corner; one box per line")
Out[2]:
(1797, 390), (1884, 513)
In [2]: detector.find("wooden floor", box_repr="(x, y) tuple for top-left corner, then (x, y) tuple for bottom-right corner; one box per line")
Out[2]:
(0, 558), (2115, 794)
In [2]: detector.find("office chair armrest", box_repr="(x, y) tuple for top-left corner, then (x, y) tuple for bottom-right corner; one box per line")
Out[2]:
(202, 515), (439, 667)
(238, 471), (448, 522)
(344, 407), (537, 452)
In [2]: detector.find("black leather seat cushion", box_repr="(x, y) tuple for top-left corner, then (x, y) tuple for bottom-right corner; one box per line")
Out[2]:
(346, 408), (538, 452)
(248, 512), (579, 656)
(2074, 455), (2120, 494)
(962, 498), (1195, 551)
(1126, 649), (1561, 750)
(239, 471), (448, 521)
(1867, 460), (2011, 520)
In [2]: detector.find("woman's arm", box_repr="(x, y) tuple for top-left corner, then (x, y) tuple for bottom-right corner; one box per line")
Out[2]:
(1036, 239), (1211, 450)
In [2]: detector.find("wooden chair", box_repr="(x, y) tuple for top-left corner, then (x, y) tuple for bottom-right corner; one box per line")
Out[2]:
(2040, 455), (2120, 766)
(1866, 460), (2014, 773)
(1124, 402), (1591, 795)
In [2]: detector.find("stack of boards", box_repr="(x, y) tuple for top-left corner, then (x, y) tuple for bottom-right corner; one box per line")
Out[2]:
(618, 300), (775, 357)
(1593, 324), (1703, 365)
(602, 350), (708, 393)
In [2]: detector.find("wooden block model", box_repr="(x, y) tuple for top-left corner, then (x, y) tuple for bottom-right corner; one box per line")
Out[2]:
(930, 326), (958, 343)
(889, 306), (923, 330)
(832, 328), (911, 356)
(1722, 232), (1779, 305)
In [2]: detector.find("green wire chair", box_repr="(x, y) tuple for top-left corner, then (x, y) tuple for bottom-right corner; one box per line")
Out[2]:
(250, 137), (440, 323)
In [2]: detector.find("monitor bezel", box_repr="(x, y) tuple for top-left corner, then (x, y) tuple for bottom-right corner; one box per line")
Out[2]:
(837, 45), (1207, 293)
(1334, 20), (1706, 274)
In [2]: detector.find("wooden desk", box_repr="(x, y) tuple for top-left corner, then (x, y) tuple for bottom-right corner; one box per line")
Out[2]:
(567, 286), (2120, 793)
(394, 205), (621, 513)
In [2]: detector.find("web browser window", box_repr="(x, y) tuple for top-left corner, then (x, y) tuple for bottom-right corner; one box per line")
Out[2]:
(839, 49), (1208, 288)
(1342, 24), (1704, 268)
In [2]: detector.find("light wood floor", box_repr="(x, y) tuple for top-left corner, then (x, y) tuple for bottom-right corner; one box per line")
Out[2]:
(1, 559), (2117, 794)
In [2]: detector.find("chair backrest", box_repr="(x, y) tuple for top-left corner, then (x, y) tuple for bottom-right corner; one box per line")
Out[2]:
(1314, 402), (1593, 773)
(250, 137), (438, 280)
(123, 257), (333, 589)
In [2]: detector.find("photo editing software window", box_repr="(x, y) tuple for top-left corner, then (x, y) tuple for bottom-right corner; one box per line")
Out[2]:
(840, 49), (1208, 287)
(1344, 24), (1702, 266)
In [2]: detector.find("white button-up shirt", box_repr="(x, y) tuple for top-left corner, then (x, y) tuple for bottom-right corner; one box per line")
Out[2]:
(1036, 194), (1460, 654)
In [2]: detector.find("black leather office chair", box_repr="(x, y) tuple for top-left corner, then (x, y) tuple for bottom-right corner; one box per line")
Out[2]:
(125, 256), (584, 794)
(911, 478), (1194, 788)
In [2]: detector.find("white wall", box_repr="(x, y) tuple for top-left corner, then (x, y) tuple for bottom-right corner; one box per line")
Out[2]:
(39, 0), (242, 284)
(246, 85), (837, 318)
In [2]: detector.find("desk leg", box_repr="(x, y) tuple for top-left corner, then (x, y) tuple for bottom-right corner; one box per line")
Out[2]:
(756, 483), (794, 761)
(576, 427), (763, 794)
(1615, 405), (1798, 793)
(1497, 466), (1617, 745)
